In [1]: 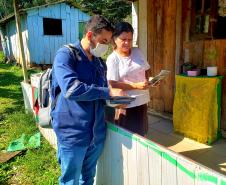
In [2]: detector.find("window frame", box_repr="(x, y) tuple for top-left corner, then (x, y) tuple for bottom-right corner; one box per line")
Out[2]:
(43, 17), (63, 36)
(190, 0), (218, 41)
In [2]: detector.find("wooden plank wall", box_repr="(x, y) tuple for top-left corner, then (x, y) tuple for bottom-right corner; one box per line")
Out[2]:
(27, 3), (89, 64)
(146, 0), (226, 131)
(95, 123), (226, 185)
(183, 40), (226, 130)
(147, 0), (177, 113)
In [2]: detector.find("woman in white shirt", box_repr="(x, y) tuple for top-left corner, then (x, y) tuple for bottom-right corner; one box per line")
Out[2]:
(106, 22), (150, 136)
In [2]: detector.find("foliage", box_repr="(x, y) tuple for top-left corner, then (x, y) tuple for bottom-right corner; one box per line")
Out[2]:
(0, 0), (131, 23)
(0, 0), (58, 18)
(76, 0), (132, 23)
(0, 51), (5, 63)
(0, 62), (60, 184)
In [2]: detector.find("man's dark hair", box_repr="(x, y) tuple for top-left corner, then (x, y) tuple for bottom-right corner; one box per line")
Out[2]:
(112, 22), (134, 39)
(84, 15), (114, 35)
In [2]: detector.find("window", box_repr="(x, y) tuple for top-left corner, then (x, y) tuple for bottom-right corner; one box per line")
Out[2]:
(43, 18), (62, 36)
(79, 22), (86, 40)
(215, 2), (226, 39)
(190, 0), (218, 40)
(215, 16), (226, 38)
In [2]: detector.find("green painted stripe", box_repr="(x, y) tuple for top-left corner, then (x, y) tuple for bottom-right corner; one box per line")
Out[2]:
(217, 78), (223, 140)
(117, 128), (133, 139)
(162, 152), (177, 165)
(198, 173), (218, 184)
(106, 123), (223, 184)
(107, 123), (118, 132)
(132, 135), (139, 141)
(107, 122), (160, 149)
(107, 122), (162, 155)
(107, 122), (133, 139)
(137, 139), (148, 148)
(148, 146), (162, 155)
(177, 162), (195, 179)
(145, 139), (158, 148)
(145, 141), (160, 150)
(221, 179), (226, 185)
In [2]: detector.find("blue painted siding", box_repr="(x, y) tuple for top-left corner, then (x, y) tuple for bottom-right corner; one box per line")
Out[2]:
(26, 2), (90, 64)
(0, 2), (90, 64)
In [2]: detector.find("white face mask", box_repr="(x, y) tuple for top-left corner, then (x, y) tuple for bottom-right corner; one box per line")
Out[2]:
(90, 43), (108, 57)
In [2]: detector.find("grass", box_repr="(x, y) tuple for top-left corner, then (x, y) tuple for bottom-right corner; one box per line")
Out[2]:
(0, 52), (5, 63)
(0, 52), (60, 184)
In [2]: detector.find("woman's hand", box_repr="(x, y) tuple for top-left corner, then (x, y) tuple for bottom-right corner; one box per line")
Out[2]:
(132, 81), (149, 90)
(109, 88), (127, 97)
(148, 77), (161, 87)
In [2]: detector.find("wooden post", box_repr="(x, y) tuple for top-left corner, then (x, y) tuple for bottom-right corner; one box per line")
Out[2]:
(13, 0), (28, 83)
(175, 0), (182, 75)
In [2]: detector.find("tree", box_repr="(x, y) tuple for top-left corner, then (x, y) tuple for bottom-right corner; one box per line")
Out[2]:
(0, 0), (14, 18)
(0, 0), (131, 23)
(76, 0), (131, 23)
(0, 0), (58, 18)
(13, 0), (28, 82)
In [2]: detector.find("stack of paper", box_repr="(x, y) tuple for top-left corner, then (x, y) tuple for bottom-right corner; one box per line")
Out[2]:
(149, 70), (170, 85)
(108, 96), (136, 105)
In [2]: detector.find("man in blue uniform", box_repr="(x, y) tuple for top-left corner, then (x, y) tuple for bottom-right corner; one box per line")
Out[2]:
(51, 15), (117, 185)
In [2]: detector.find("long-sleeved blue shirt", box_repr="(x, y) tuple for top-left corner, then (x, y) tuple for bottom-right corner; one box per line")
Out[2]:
(50, 42), (110, 147)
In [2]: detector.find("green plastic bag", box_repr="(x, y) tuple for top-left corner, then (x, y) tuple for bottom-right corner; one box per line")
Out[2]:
(7, 132), (41, 152)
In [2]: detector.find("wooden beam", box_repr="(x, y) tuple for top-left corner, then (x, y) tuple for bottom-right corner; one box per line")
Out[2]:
(147, 0), (155, 109)
(175, 0), (182, 75)
(138, 0), (148, 59)
(147, 0), (177, 113)
(13, 0), (28, 83)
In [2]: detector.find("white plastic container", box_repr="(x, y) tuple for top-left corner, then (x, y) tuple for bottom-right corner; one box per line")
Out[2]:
(30, 73), (42, 88)
(207, 66), (217, 76)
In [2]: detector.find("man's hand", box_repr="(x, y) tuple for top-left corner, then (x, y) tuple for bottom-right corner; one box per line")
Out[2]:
(109, 88), (128, 108)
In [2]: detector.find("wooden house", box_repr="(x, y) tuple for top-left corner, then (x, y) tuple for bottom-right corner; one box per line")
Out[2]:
(0, 0), (90, 65)
(131, 0), (226, 132)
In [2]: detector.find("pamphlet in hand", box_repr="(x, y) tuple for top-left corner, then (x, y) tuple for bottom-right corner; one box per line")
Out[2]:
(149, 70), (170, 86)
(106, 96), (136, 107)
(108, 96), (136, 105)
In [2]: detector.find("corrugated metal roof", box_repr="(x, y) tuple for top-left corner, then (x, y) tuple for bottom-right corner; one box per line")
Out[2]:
(0, 0), (80, 25)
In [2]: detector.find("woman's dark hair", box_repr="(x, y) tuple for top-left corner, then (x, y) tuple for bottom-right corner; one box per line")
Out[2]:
(84, 15), (114, 35)
(112, 22), (134, 39)
(112, 22), (134, 49)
